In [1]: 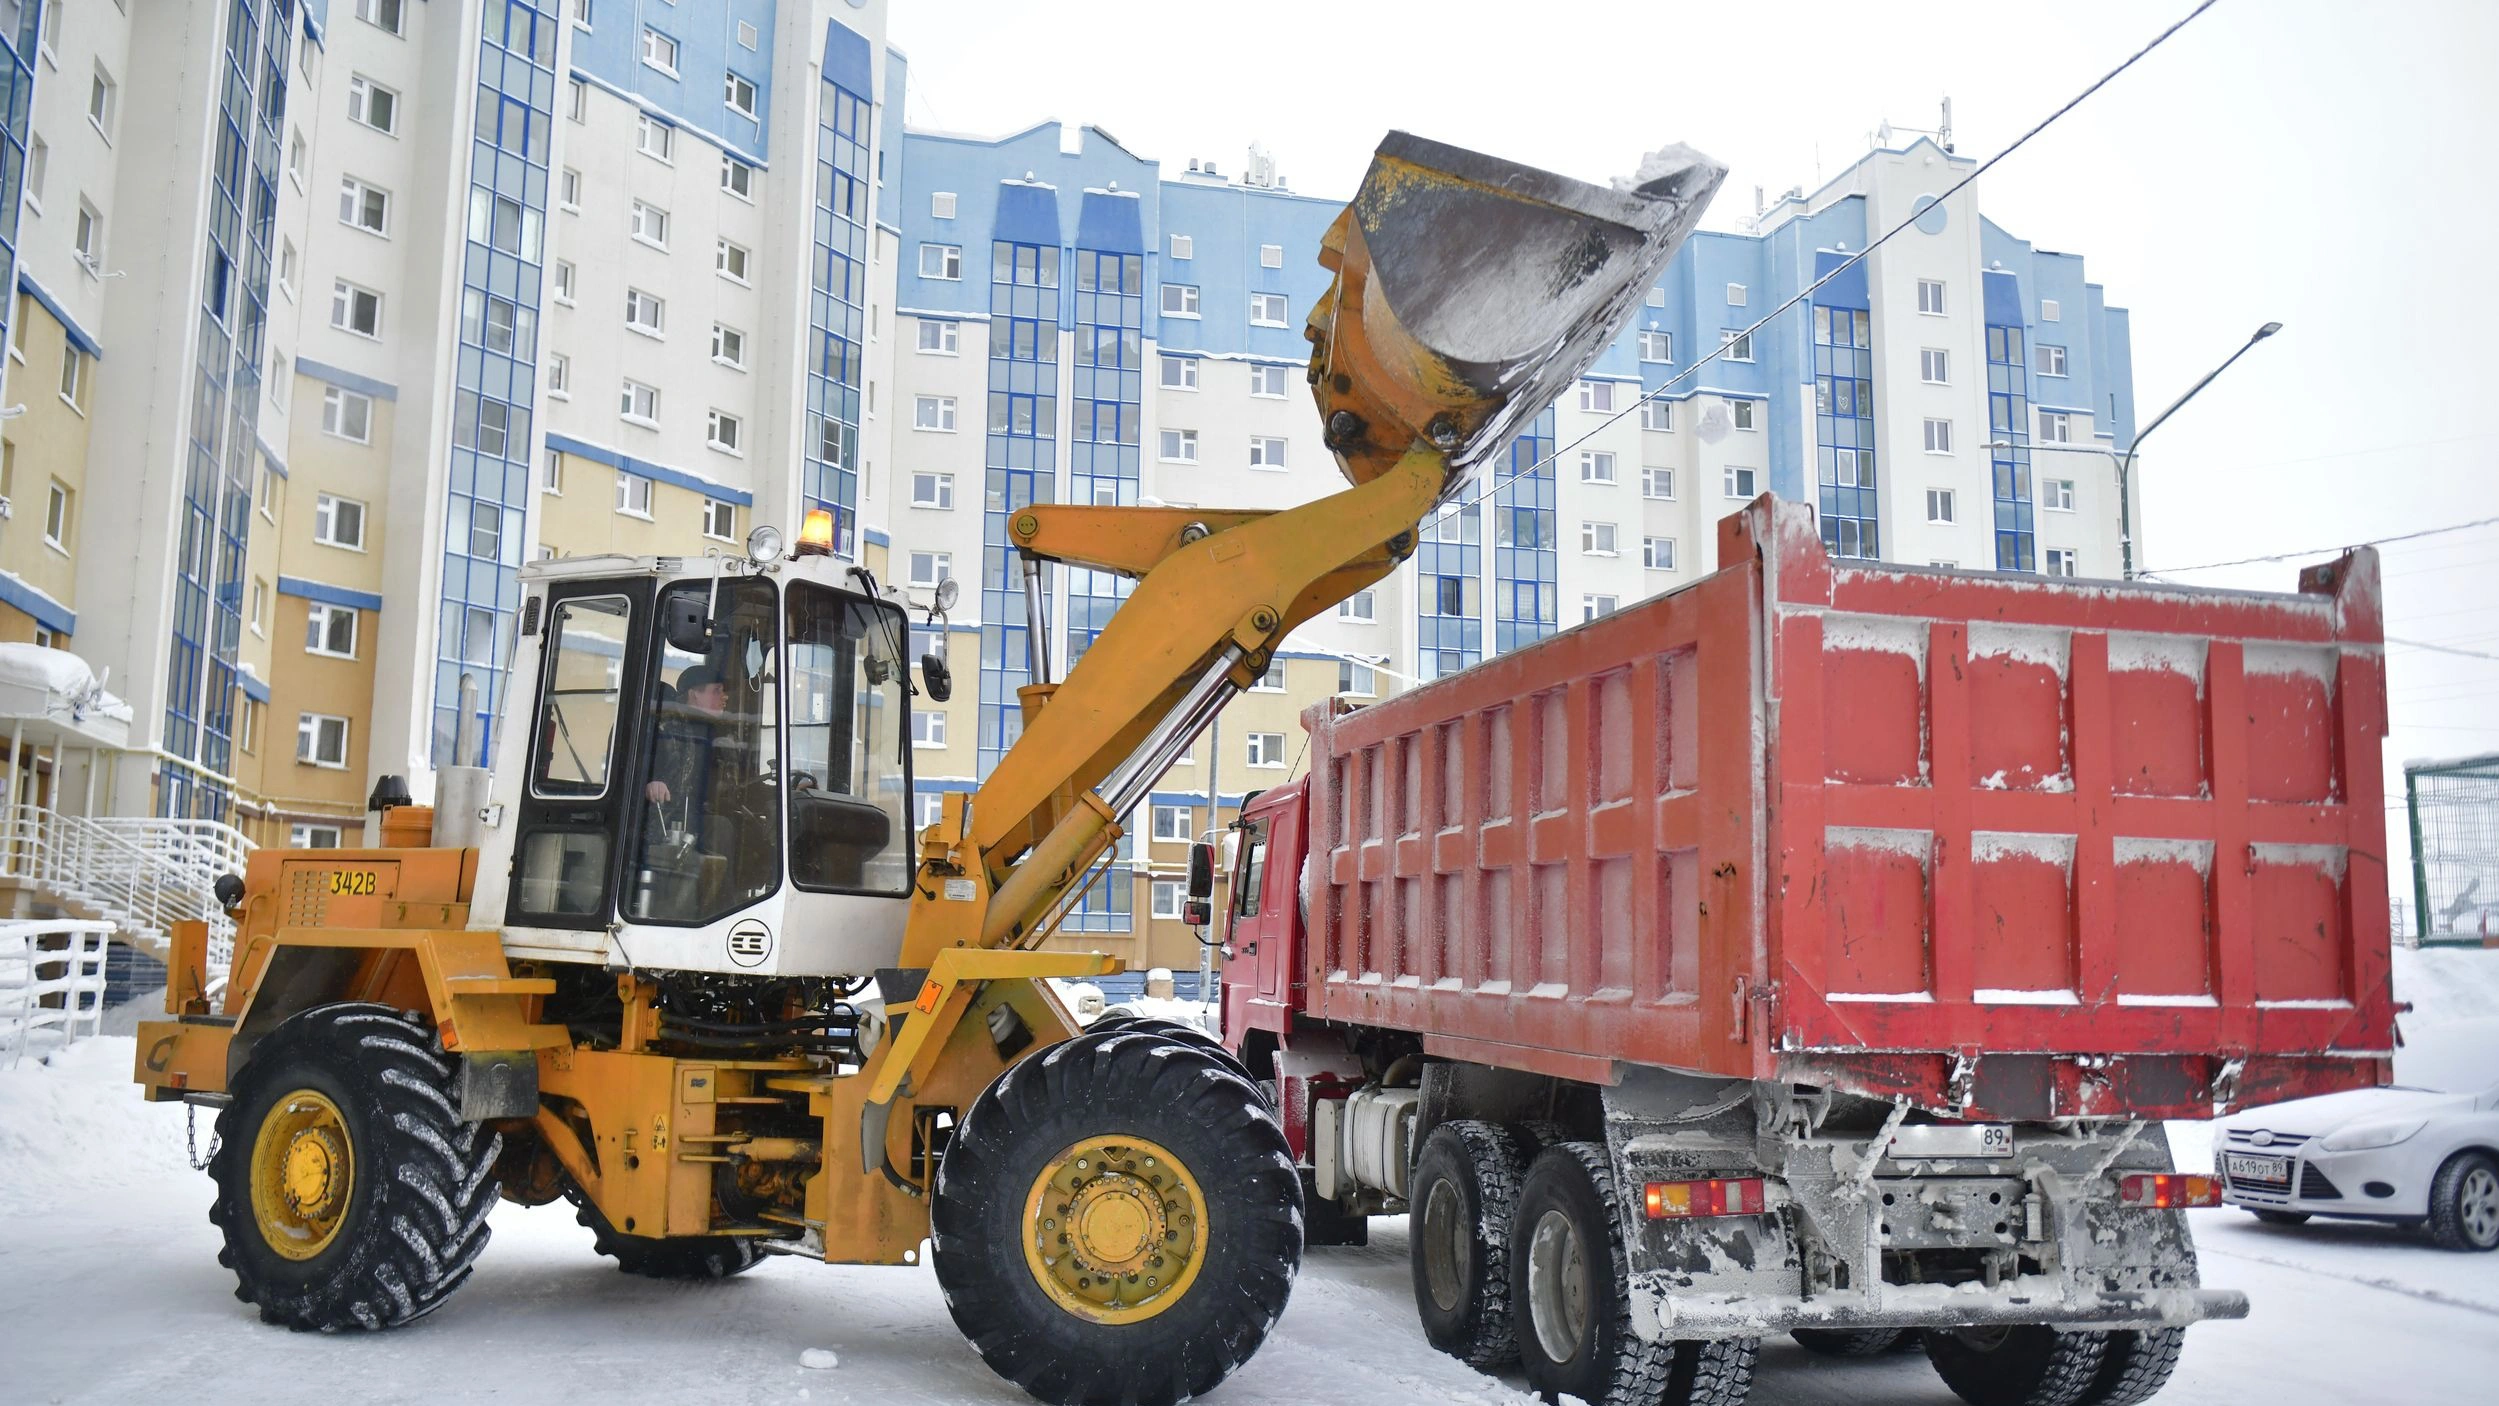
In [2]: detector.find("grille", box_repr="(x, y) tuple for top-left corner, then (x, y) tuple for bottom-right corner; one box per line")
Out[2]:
(2224, 1128), (2312, 1151)
(2299, 1164), (2343, 1200)
(285, 867), (331, 926)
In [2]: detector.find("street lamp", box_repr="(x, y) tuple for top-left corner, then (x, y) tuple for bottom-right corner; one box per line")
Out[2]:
(1987, 321), (2281, 579)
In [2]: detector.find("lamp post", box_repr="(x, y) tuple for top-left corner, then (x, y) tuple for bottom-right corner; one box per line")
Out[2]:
(1989, 321), (2280, 579)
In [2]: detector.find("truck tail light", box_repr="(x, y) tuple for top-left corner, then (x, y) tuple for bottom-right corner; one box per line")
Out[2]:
(2118, 1173), (2223, 1209)
(1643, 1177), (1766, 1219)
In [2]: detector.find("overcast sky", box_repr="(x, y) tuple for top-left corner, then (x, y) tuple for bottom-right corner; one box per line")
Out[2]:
(889, 0), (2499, 917)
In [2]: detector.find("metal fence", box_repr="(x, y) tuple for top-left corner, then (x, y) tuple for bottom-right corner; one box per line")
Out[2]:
(2406, 753), (2499, 947)
(0, 919), (117, 1067)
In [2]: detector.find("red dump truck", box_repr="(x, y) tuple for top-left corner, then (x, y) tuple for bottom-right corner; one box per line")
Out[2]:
(1218, 496), (2392, 1406)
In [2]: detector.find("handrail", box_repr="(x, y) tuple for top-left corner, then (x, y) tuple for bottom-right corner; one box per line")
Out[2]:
(0, 805), (253, 1001)
(0, 918), (117, 1066)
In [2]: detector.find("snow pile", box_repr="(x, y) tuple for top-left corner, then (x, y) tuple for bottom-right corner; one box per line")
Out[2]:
(0, 1035), (189, 1217)
(1100, 995), (1218, 1033)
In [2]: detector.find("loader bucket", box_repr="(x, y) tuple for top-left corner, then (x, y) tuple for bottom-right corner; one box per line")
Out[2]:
(1308, 132), (1725, 499)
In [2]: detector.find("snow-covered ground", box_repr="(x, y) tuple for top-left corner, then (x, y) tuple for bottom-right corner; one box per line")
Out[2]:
(3, 949), (2494, 1405)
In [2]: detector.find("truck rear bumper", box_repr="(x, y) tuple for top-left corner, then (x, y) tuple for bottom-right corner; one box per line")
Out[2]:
(1633, 1281), (2250, 1341)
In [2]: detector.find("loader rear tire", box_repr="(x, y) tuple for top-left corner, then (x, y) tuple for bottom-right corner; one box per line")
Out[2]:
(569, 1188), (762, 1280)
(210, 1004), (500, 1332)
(1409, 1120), (1526, 1367)
(1922, 1325), (2112, 1406)
(1791, 1327), (1905, 1356)
(931, 1029), (1302, 1406)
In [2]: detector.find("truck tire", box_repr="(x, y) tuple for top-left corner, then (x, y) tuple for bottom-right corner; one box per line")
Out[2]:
(2427, 1149), (2499, 1252)
(568, 1187), (762, 1279)
(2077, 1328), (2186, 1406)
(1922, 1326), (2112, 1406)
(931, 1030), (1301, 1406)
(1792, 1327), (1905, 1356)
(209, 1004), (500, 1331)
(1511, 1141), (1758, 1406)
(1409, 1120), (1526, 1367)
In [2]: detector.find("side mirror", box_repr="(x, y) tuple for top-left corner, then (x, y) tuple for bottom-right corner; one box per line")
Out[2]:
(1187, 841), (1216, 901)
(921, 651), (953, 703)
(662, 594), (713, 655)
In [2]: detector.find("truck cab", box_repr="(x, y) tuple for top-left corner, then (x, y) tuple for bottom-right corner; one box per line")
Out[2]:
(1220, 779), (1308, 1053)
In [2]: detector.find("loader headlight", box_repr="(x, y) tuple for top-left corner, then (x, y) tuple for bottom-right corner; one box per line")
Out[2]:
(746, 524), (785, 565)
(2321, 1117), (2426, 1152)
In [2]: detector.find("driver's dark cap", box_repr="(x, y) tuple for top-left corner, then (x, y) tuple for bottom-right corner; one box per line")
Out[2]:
(678, 664), (727, 693)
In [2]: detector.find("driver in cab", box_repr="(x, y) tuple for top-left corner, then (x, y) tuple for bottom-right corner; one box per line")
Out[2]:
(637, 661), (747, 920)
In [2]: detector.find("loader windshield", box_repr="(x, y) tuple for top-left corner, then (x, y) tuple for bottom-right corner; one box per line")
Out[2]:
(627, 578), (783, 926)
(784, 582), (911, 896)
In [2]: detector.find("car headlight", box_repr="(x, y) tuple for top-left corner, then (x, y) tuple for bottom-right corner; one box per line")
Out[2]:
(2319, 1117), (2427, 1152)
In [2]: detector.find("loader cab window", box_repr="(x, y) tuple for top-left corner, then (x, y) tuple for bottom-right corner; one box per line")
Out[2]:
(1234, 815), (1269, 918)
(514, 593), (635, 919)
(627, 577), (782, 925)
(784, 581), (911, 895)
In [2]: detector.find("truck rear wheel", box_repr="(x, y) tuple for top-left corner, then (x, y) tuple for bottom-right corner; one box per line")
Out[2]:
(1409, 1120), (1526, 1366)
(931, 1029), (1301, 1406)
(1511, 1141), (1757, 1406)
(209, 1004), (500, 1331)
(1922, 1325), (2112, 1406)
(568, 1187), (762, 1279)
(1791, 1327), (1905, 1356)
(2078, 1328), (2185, 1406)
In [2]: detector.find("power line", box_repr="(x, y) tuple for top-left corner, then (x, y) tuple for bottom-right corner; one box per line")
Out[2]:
(1440, 0), (2224, 516)
(2138, 514), (2499, 577)
(2388, 637), (2499, 663)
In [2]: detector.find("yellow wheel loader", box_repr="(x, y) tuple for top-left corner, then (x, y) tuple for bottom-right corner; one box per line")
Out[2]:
(132, 132), (1722, 1403)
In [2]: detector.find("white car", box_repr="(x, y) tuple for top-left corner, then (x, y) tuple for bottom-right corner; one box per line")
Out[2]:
(2214, 1030), (2499, 1252)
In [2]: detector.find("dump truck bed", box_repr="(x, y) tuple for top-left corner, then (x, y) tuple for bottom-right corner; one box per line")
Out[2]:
(1299, 497), (2392, 1119)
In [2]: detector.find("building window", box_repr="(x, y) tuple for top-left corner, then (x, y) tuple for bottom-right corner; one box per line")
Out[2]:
(640, 27), (679, 74)
(911, 710), (946, 749)
(1250, 292), (1288, 326)
(1724, 466), (1757, 498)
(2043, 478), (2076, 511)
(542, 449), (564, 494)
(42, 481), (71, 549)
(1577, 380), (1618, 413)
(314, 494), (367, 550)
(716, 238), (752, 284)
(917, 320), (960, 355)
(1927, 488), (1955, 523)
(298, 713), (352, 768)
(1159, 355), (1199, 391)
(1336, 659), (1378, 696)
(1732, 399), (1756, 431)
(57, 348), (85, 412)
(1920, 348), (1950, 384)
(1640, 401), (1673, 432)
(705, 326), (747, 372)
(552, 260), (576, 304)
(1923, 418), (1953, 453)
(1252, 661), (1286, 692)
(1642, 536), (1677, 571)
(723, 71), (758, 119)
(557, 167), (581, 209)
(1641, 467), (1675, 500)
(929, 191), (957, 219)
(1161, 283), (1200, 317)
(290, 822), (345, 848)
(331, 280), (382, 337)
(1580, 521), (1619, 556)
(1247, 732), (1286, 768)
(1248, 436), (1288, 470)
(738, 19), (758, 48)
(1579, 450), (1615, 484)
(276, 238), (297, 297)
(2045, 548), (2077, 577)
(615, 471), (653, 516)
(1249, 364), (1289, 397)
(1918, 279), (1946, 315)
(356, 0), (404, 34)
(1150, 804), (1195, 842)
(1339, 589), (1376, 623)
(306, 602), (359, 658)
(911, 472), (954, 509)
(1583, 595), (1618, 622)
(88, 65), (115, 138)
(322, 386), (374, 443)
(347, 74), (399, 134)
(621, 287), (666, 337)
(2039, 410), (2072, 443)
(908, 550), (951, 588)
(702, 498), (737, 541)
(2040, 299), (2062, 322)
(1168, 234), (1193, 260)
(1158, 428), (1198, 463)
(1721, 329), (1754, 362)
(620, 380), (660, 426)
(2038, 344), (2069, 377)
(469, 399), (511, 456)
(919, 243), (961, 280)
(630, 200), (669, 249)
(539, 349), (569, 399)
(1149, 879), (1184, 921)
(1259, 242), (1285, 269)
(1726, 282), (1748, 306)
(1638, 330), (1673, 363)
(914, 395), (956, 432)
(634, 114), (672, 162)
(707, 409), (743, 454)
(568, 78), (586, 122)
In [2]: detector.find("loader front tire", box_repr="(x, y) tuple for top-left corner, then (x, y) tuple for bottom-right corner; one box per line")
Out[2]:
(931, 1029), (1302, 1406)
(210, 1004), (500, 1331)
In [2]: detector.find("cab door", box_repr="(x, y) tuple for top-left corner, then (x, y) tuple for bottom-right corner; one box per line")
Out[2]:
(505, 580), (654, 929)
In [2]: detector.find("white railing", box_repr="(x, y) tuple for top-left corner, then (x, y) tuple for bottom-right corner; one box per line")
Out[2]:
(0, 919), (115, 1066)
(0, 806), (254, 998)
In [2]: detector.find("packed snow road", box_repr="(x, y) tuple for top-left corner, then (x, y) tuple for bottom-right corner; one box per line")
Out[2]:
(1, 1034), (2492, 1406)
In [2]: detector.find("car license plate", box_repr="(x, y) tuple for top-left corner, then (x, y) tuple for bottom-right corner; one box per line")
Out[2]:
(2224, 1152), (2290, 1186)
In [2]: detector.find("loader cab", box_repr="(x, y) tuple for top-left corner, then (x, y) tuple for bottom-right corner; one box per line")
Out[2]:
(473, 532), (926, 977)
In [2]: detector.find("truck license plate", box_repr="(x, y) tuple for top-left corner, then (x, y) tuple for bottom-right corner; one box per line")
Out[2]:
(2224, 1152), (2290, 1186)
(1889, 1123), (2015, 1159)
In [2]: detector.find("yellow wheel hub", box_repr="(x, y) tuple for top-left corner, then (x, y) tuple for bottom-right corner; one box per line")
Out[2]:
(250, 1089), (356, 1261)
(1021, 1135), (1208, 1325)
